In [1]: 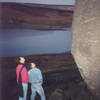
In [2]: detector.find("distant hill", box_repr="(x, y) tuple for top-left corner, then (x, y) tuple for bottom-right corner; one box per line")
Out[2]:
(0, 3), (74, 30)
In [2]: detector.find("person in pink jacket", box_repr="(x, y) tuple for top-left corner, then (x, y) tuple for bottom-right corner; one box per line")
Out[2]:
(16, 57), (29, 100)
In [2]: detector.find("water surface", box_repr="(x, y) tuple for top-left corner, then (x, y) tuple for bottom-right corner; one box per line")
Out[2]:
(0, 29), (72, 57)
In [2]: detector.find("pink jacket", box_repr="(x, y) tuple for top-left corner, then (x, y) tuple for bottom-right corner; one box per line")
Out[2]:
(16, 64), (29, 83)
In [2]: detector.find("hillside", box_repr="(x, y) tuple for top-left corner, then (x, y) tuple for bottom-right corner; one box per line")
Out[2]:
(0, 3), (74, 30)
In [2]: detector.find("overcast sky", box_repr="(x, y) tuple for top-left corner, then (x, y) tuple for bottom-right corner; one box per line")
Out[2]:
(0, 0), (75, 5)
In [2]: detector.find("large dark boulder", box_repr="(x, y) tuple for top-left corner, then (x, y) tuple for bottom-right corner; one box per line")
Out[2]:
(71, 0), (100, 99)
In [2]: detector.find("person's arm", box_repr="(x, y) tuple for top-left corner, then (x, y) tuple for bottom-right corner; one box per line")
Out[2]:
(16, 66), (19, 83)
(16, 69), (18, 83)
(38, 69), (43, 84)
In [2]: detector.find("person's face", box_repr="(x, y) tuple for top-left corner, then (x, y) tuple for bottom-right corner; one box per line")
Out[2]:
(31, 63), (36, 68)
(19, 57), (25, 63)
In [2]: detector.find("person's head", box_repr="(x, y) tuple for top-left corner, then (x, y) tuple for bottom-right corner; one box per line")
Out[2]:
(30, 62), (36, 68)
(19, 56), (25, 64)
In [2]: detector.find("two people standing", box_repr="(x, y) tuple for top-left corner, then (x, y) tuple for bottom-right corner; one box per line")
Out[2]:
(16, 57), (46, 100)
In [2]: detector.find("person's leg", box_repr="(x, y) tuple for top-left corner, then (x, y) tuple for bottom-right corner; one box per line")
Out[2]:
(22, 83), (28, 100)
(36, 84), (46, 100)
(31, 84), (36, 100)
(19, 96), (23, 100)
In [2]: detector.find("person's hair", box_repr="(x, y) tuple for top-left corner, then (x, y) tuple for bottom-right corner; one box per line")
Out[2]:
(16, 56), (24, 64)
(28, 63), (31, 68)
(29, 62), (36, 67)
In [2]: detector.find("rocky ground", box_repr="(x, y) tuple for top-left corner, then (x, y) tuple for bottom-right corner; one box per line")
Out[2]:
(0, 52), (96, 100)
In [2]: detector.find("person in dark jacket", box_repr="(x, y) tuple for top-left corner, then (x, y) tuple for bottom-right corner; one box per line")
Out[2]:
(28, 62), (46, 100)
(16, 57), (29, 100)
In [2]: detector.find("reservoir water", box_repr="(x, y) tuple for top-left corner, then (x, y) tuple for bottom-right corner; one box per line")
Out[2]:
(0, 29), (72, 57)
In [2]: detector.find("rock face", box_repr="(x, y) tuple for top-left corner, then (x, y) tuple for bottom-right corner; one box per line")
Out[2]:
(0, 3), (74, 30)
(71, 0), (100, 99)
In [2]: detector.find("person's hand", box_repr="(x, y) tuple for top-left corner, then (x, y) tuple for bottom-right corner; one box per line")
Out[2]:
(37, 82), (42, 85)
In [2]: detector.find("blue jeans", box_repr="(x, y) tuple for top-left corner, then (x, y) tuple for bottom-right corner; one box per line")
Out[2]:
(19, 83), (28, 100)
(31, 83), (46, 100)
